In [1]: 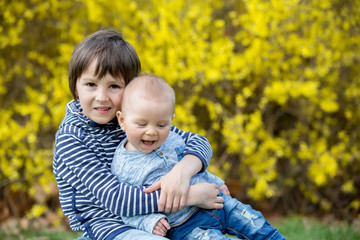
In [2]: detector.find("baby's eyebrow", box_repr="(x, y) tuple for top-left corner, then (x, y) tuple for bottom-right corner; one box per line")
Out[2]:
(134, 119), (147, 123)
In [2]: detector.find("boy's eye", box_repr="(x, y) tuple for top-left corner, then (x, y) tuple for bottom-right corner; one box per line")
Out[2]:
(86, 82), (96, 87)
(110, 84), (121, 89)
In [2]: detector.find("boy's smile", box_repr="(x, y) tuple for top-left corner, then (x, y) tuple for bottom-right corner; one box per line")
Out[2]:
(76, 59), (125, 124)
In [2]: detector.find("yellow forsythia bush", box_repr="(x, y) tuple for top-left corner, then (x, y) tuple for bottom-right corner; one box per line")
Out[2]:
(1, 0), (359, 222)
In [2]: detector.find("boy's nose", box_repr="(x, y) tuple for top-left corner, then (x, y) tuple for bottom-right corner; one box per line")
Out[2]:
(95, 90), (109, 102)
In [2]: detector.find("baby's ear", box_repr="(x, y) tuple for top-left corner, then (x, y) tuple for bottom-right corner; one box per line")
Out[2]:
(116, 111), (126, 130)
(172, 113), (176, 120)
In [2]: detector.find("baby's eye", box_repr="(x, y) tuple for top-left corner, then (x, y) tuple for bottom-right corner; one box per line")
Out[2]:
(157, 124), (167, 128)
(137, 122), (147, 127)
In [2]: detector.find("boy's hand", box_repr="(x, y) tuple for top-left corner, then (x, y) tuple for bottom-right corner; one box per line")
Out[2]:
(187, 182), (224, 209)
(219, 184), (231, 195)
(144, 165), (190, 213)
(152, 218), (170, 236)
(144, 154), (203, 213)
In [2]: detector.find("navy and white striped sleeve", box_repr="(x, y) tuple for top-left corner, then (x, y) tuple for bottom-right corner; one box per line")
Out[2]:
(54, 128), (160, 217)
(170, 125), (213, 172)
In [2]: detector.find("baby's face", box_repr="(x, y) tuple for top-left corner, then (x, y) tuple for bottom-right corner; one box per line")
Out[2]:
(76, 59), (125, 124)
(118, 97), (174, 153)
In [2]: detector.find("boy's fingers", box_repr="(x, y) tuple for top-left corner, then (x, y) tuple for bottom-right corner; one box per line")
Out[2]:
(214, 203), (224, 209)
(158, 191), (167, 212)
(164, 194), (174, 213)
(170, 195), (181, 213)
(219, 184), (231, 195)
(213, 196), (224, 209)
(143, 181), (161, 193)
(179, 196), (186, 211)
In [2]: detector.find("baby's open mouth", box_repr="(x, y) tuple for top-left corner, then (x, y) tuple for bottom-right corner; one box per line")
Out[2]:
(142, 140), (155, 145)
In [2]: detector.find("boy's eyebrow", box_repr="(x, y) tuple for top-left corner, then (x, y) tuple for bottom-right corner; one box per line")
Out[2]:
(80, 76), (98, 81)
(109, 78), (125, 84)
(79, 77), (124, 84)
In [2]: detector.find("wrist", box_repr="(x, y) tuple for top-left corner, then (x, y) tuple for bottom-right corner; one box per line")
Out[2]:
(177, 154), (202, 177)
(185, 185), (197, 206)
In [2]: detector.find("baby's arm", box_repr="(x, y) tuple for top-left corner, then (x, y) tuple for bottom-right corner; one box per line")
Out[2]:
(121, 213), (169, 236)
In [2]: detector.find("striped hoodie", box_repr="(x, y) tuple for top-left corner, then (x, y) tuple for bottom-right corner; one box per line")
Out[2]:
(52, 100), (213, 239)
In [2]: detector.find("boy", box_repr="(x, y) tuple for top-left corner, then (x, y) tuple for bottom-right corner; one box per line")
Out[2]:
(53, 29), (225, 240)
(112, 74), (287, 240)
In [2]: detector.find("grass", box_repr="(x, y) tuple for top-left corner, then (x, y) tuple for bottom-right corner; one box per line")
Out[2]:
(0, 228), (80, 240)
(276, 216), (360, 240)
(0, 216), (359, 239)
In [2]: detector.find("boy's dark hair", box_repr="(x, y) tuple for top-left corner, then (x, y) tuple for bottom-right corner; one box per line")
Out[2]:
(68, 29), (141, 100)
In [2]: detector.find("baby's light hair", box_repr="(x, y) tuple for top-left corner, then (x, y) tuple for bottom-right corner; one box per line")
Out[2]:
(122, 74), (175, 115)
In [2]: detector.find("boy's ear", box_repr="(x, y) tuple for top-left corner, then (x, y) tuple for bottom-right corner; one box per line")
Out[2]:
(116, 111), (126, 130)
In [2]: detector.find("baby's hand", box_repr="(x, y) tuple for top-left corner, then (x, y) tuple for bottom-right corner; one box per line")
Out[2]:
(219, 184), (231, 195)
(152, 218), (170, 236)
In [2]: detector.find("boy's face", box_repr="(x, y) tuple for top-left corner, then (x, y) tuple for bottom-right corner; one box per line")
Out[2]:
(117, 97), (174, 153)
(76, 59), (125, 124)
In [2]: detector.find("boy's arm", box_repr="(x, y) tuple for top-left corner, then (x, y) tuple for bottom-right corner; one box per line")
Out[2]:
(200, 172), (225, 188)
(54, 131), (160, 217)
(145, 125), (214, 213)
(198, 172), (230, 195)
(170, 125), (213, 172)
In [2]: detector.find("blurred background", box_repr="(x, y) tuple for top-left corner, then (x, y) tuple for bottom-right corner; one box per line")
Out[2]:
(1, 0), (359, 235)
